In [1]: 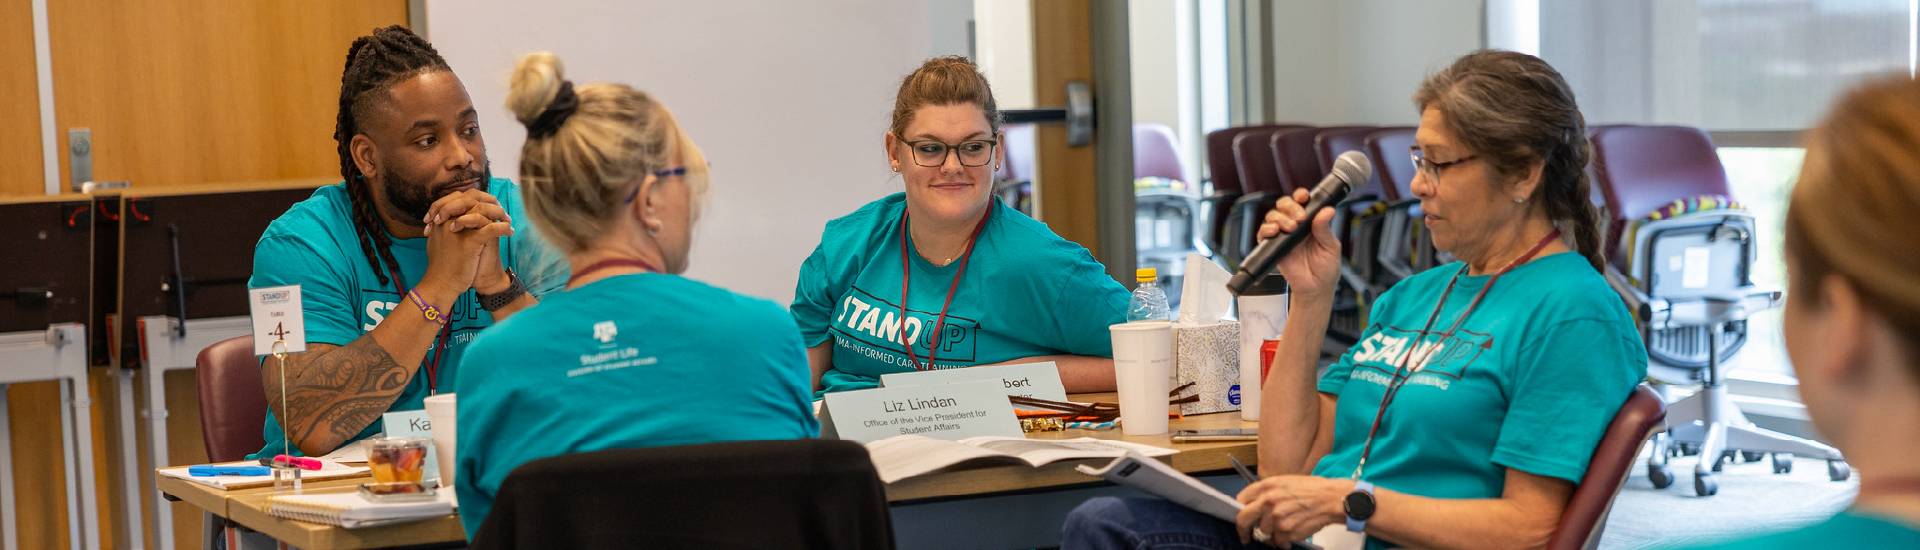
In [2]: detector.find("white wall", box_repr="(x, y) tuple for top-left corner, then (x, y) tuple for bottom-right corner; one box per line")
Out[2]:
(426, 0), (935, 302)
(972, 0), (1035, 109)
(1270, 0), (1484, 126)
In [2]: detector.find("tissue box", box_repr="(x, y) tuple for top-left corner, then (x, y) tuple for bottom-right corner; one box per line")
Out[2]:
(1173, 321), (1241, 415)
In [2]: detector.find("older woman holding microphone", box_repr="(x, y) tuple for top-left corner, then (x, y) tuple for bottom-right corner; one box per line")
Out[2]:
(1064, 50), (1646, 550)
(790, 56), (1131, 395)
(451, 53), (817, 539)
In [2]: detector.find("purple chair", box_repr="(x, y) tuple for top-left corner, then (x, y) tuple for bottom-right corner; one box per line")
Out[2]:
(1314, 126), (1384, 201)
(1270, 126), (1370, 195)
(1365, 127), (1418, 202)
(1546, 385), (1667, 550)
(1133, 123), (1186, 183)
(1216, 125), (1310, 264)
(996, 124), (1035, 214)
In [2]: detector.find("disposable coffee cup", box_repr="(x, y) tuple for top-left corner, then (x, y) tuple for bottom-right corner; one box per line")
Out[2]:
(423, 393), (458, 488)
(1236, 279), (1288, 421)
(1111, 321), (1174, 435)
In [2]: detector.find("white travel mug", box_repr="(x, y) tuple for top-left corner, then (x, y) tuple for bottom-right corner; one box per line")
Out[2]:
(1236, 279), (1289, 421)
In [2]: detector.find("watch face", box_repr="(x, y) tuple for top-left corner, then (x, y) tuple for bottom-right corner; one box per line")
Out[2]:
(1344, 491), (1376, 520)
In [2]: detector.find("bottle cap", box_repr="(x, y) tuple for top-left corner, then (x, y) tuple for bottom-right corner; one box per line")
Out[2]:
(1135, 268), (1157, 282)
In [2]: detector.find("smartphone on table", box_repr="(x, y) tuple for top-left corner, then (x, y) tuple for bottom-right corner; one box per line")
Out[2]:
(1169, 428), (1259, 442)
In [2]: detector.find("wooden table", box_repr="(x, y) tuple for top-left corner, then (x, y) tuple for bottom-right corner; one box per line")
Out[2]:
(157, 392), (1259, 550)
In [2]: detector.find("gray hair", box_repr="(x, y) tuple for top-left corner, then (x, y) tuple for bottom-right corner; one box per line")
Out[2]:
(1413, 49), (1604, 272)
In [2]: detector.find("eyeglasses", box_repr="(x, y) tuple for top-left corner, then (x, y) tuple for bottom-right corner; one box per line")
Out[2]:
(624, 166), (688, 204)
(903, 139), (997, 168)
(1409, 146), (1477, 181)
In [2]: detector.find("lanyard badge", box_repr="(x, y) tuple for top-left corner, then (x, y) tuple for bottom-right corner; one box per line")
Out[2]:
(897, 205), (993, 371)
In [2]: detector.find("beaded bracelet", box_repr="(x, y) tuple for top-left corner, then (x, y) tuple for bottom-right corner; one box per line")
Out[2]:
(408, 289), (448, 327)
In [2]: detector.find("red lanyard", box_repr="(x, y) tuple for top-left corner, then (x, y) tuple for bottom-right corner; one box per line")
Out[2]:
(569, 258), (659, 287)
(1351, 229), (1560, 479)
(391, 271), (453, 395)
(898, 206), (992, 371)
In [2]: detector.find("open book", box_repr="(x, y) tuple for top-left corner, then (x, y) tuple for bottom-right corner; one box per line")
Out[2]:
(1078, 453), (1324, 550)
(865, 435), (1177, 483)
(266, 490), (456, 528)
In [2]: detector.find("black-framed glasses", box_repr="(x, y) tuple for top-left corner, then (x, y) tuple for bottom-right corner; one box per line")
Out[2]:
(624, 166), (688, 203)
(1409, 146), (1477, 181)
(904, 139), (997, 168)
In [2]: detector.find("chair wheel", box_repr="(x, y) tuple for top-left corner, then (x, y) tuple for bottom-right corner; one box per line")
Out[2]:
(1648, 464), (1675, 489)
(1740, 451), (1764, 462)
(1771, 453), (1793, 474)
(1829, 460), (1851, 482)
(1695, 473), (1718, 497)
(1678, 443), (1699, 456)
(1712, 451), (1731, 472)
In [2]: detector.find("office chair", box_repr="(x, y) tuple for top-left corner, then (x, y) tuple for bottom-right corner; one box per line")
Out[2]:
(1133, 123), (1205, 302)
(1365, 127), (1448, 285)
(996, 124), (1036, 215)
(197, 335), (268, 463)
(1219, 125), (1309, 267)
(1204, 124), (1307, 261)
(472, 439), (894, 550)
(1546, 385), (1666, 550)
(1589, 125), (1847, 497)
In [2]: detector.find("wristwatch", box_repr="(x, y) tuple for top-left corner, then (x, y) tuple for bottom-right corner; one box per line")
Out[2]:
(478, 268), (525, 312)
(1344, 480), (1376, 533)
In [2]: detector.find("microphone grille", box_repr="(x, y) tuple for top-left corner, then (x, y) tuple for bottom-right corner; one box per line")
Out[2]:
(1332, 150), (1373, 186)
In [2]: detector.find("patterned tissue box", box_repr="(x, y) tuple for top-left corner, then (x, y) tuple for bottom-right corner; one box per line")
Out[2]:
(1173, 321), (1241, 415)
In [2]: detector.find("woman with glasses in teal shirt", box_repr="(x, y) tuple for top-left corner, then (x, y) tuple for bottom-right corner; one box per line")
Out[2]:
(453, 53), (817, 539)
(1063, 50), (1646, 550)
(790, 56), (1130, 395)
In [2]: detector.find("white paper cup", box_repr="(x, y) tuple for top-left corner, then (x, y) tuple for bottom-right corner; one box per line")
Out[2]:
(423, 393), (458, 488)
(1236, 293), (1288, 421)
(1112, 321), (1174, 435)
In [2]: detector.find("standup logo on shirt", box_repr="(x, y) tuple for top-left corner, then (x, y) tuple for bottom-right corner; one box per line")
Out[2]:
(830, 286), (979, 365)
(1347, 324), (1493, 391)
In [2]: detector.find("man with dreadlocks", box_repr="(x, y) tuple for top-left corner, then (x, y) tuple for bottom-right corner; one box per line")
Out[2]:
(245, 25), (556, 460)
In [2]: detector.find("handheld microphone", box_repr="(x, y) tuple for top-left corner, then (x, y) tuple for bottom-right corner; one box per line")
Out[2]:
(1226, 151), (1372, 295)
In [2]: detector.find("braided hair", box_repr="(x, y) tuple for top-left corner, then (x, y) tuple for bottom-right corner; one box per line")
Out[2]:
(333, 25), (452, 287)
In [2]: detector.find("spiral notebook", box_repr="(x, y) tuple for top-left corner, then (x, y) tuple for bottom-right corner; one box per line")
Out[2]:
(265, 490), (457, 528)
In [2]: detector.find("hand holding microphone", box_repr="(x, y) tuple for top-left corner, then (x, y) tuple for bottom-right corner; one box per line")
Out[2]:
(1226, 151), (1372, 297)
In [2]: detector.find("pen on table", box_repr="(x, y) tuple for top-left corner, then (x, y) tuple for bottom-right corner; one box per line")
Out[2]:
(1229, 455), (1259, 485)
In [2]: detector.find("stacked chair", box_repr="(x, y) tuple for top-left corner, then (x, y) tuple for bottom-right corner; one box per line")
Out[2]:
(1133, 123), (1206, 299)
(1589, 124), (1849, 497)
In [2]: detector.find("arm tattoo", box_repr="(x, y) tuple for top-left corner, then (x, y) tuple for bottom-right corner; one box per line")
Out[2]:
(260, 337), (417, 454)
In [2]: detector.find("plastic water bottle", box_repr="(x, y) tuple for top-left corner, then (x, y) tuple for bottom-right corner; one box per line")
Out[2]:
(1126, 268), (1171, 322)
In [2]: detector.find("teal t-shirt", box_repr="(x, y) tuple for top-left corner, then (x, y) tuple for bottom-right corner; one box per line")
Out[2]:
(1664, 510), (1920, 549)
(245, 178), (563, 460)
(790, 193), (1130, 394)
(453, 272), (818, 539)
(1310, 252), (1647, 550)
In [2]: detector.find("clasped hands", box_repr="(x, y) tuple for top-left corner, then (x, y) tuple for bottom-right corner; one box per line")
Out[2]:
(421, 189), (515, 296)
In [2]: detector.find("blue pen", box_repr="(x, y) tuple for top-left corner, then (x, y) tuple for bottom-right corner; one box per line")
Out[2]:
(189, 464), (271, 477)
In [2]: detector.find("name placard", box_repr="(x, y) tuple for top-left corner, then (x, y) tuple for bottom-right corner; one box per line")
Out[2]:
(879, 361), (1070, 402)
(819, 378), (1022, 443)
(380, 409), (439, 483)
